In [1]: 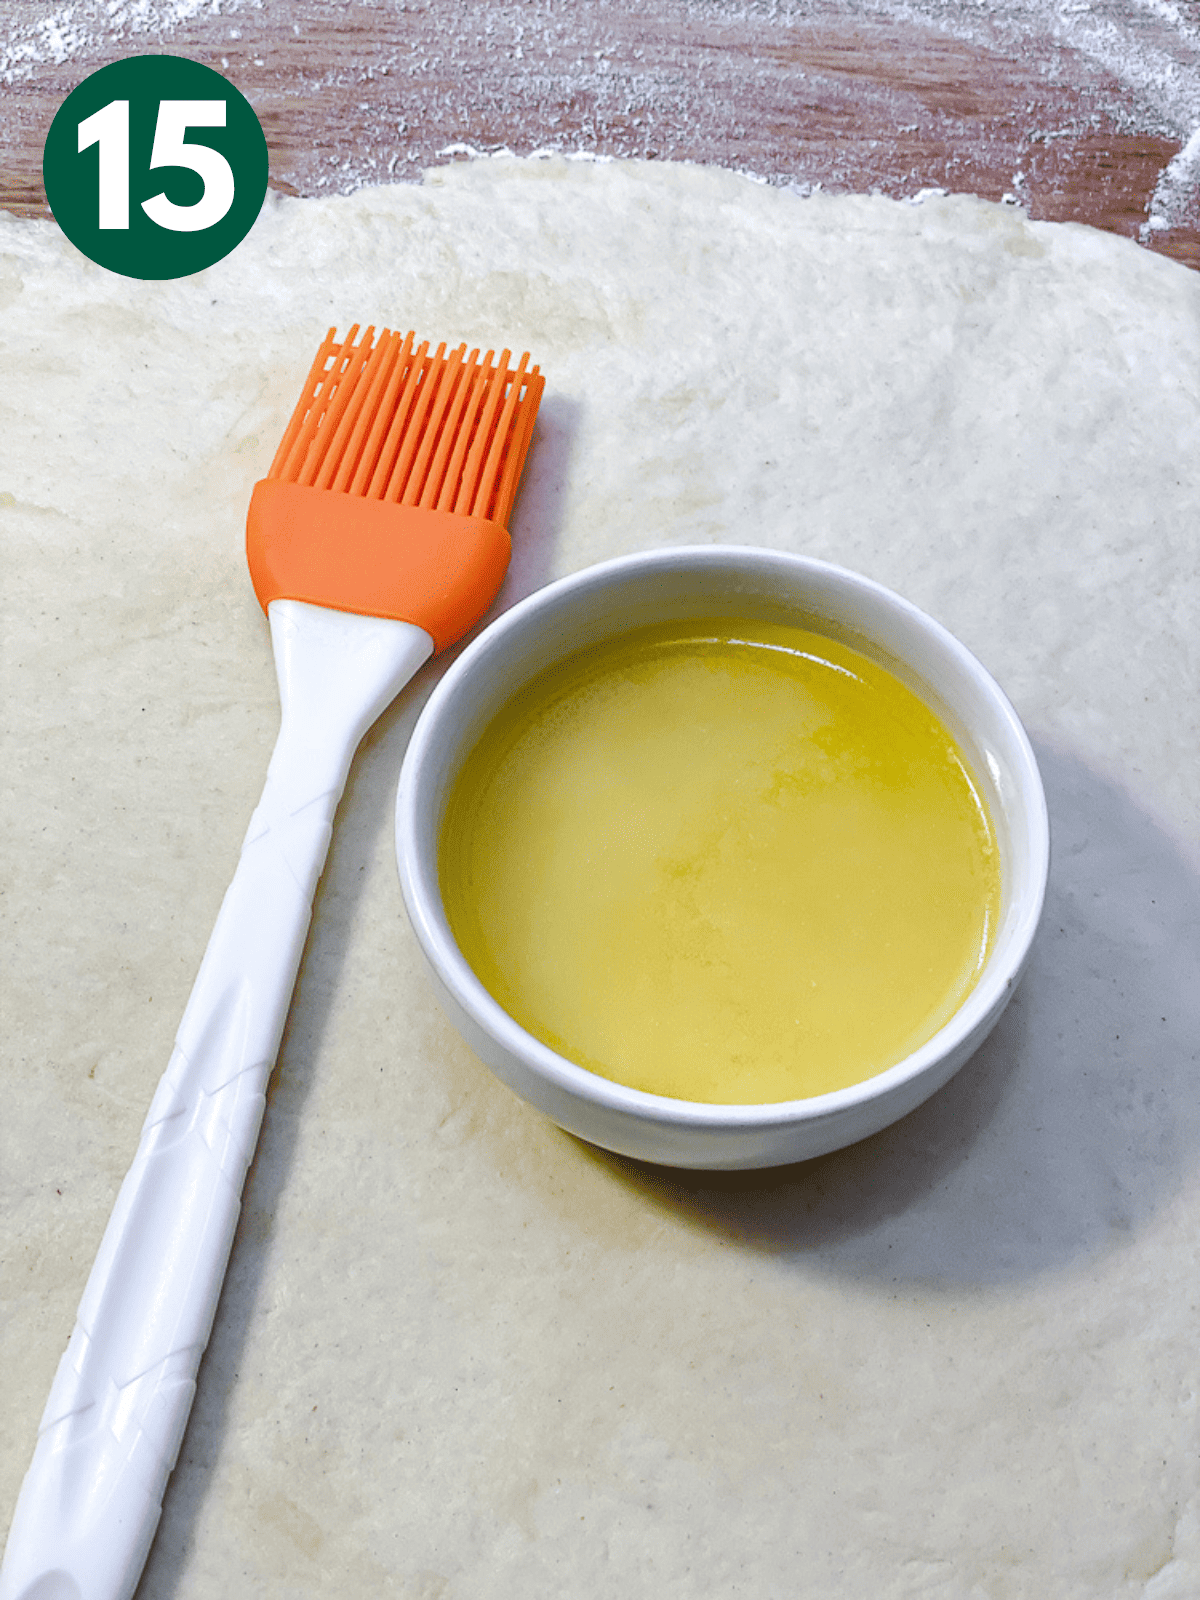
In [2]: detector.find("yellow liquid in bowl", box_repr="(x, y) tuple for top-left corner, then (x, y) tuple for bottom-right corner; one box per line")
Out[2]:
(439, 619), (1001, 1104)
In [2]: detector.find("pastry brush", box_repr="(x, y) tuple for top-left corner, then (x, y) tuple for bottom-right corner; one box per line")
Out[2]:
(0, 326), (544, 1600)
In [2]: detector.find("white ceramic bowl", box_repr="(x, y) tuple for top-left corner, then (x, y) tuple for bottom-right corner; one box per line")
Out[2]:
(395, 546), (1048, 1170)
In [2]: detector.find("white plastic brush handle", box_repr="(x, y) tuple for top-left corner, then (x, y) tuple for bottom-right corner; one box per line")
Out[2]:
(0, 600), (433, 1600)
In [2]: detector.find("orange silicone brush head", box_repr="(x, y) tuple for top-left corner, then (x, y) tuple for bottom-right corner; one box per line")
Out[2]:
(246, 326), (544, 652)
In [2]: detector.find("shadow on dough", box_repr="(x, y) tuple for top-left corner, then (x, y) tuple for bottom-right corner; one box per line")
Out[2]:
(577, 739), (1200, 1287)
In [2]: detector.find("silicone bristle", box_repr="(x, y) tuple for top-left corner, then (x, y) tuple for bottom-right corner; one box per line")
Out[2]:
(267, 327), (339, 480)
(417, 347), (476, 511)
(454, 350), (510, 516)
(358, 331), (417, 498)
(384, 342), (449, 504)
(326, 332), (403, 495)
(475, 351), (530, 517)
(272, 325), (359, 483)
(268, 328), (543, 523)
(491, 363), (543, 526)
(301, 329), (373, 487)
(371, 339), (431, 501)
(401, 344), (468, 508)
(435, 355), (491, 514)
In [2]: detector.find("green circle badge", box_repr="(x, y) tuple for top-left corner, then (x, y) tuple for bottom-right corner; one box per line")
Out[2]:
(44, 55), (268, 280)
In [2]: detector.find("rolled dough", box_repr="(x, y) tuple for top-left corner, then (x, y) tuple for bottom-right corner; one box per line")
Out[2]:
(2, 156), (1198, 1598)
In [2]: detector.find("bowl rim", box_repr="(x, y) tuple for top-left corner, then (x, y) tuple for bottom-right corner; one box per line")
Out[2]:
(395, 544), (1049, 1131)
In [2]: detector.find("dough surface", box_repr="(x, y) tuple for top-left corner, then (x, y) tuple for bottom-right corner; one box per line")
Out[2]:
(2, 157), (1198, 1598)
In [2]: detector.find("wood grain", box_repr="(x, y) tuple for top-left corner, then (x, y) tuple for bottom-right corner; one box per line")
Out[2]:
(2, 0), (1196, 270)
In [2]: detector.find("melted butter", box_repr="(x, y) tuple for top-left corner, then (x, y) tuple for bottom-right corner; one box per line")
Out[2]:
(439, 619), (1001, 1104)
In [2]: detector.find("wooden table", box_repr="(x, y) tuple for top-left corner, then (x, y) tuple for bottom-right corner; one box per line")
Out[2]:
(3, 0), (1197, 272)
